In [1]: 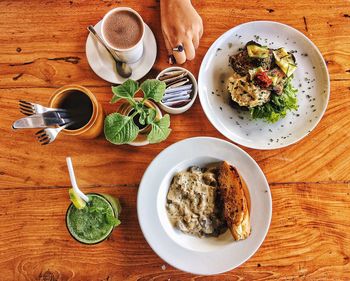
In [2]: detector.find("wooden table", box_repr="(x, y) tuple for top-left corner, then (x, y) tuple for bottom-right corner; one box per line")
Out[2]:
(0, 0), (349, 280)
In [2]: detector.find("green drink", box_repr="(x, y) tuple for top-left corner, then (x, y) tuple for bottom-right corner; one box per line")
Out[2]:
(66, 193), (121, 244)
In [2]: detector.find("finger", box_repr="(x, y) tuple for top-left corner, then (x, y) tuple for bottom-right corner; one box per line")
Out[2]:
(198, 28), (203, 39)
(163, 35), (175, 64)
(162, 31), (173, 55)
(173, 44), (187, 64)
(199, 18), (204, 38)
(183, 39), (196, 61)
(192, 35), (200, 49)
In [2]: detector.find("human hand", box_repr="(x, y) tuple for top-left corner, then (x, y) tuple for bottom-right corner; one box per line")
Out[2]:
(160, 0), (203, 64)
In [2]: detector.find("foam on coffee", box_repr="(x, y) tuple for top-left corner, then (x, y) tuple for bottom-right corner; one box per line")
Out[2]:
(103, 10), (143, 50)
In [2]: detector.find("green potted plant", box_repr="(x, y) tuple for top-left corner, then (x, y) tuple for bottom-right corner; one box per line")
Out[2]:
(104, 79), (171, 145)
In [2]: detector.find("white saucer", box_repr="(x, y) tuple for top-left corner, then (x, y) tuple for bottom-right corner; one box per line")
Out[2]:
(86, 20), (157, 84)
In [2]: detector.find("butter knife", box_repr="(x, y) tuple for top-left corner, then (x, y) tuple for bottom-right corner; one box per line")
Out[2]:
(12, 111), (71, 129)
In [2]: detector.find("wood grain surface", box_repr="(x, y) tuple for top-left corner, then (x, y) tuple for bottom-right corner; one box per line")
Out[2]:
(0, 0), (349, 280)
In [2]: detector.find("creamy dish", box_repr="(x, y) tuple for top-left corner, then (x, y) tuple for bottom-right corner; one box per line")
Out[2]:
(166, 165), (227, 237)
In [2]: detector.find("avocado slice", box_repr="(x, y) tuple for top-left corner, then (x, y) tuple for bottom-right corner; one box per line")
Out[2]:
(273, 48), (297, 77)
(247, 44), (270, 58)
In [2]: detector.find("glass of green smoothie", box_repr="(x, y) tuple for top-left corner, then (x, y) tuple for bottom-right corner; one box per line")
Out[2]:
(66, 193), (121, 245)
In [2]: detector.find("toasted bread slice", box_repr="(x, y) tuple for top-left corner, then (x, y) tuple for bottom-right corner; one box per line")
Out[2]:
(218, 161), (251, 240)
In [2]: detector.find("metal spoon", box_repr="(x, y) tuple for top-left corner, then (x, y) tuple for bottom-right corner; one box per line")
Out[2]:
(87, 25), (132, 78)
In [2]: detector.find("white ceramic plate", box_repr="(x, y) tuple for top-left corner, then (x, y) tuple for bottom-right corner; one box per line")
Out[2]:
(86, 20), (157, 84)
(198, 21), (330, 149)
(137, 137), (272, 275)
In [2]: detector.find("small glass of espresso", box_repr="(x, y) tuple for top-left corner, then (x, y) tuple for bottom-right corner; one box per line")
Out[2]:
(49, 85), (104, 139)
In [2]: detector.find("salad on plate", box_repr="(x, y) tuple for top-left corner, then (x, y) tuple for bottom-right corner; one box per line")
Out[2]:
(227, 41), (298, 123)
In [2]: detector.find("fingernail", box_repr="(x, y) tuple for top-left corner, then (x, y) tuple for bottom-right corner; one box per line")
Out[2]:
(168, 55), (176, 65)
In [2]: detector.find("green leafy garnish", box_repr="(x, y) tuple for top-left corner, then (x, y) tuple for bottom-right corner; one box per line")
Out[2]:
(148, 114), (171, 144)
(104, 113), (139, 144)
(111, 79), (139, 104)
(146, 108), (157, 124)
(140, 79), (166, 102)
(104, 79), (171, 145)
(106, 211), (121, 227)
(249, 76), (298, 123)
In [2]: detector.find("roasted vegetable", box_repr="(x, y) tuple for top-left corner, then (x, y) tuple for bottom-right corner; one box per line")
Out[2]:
(247, 44), (270, 58)
(273, 48), (297, 77)
(254, 71), (273, 88)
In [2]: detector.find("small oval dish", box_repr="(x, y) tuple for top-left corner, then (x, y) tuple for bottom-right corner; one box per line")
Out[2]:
(156, 66), (198, 114)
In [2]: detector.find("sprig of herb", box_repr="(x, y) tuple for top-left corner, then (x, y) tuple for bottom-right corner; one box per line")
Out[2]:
(104, 79), (171, 145)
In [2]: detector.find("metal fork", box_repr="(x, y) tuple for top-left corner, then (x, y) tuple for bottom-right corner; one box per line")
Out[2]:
(35, 123), (72, 145)
(19, 100), (68, 116)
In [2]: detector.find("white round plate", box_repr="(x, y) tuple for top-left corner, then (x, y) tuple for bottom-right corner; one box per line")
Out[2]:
(86, 20), (157, 84)
(137, 137), (272, 275)
(198, 21), (330, 149)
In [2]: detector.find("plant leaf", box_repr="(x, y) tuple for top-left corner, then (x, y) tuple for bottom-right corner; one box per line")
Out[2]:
(111, 79), (139, 104)
(106, 211), (121, 227)
(140, 79), (166, 102)
(138, 111), (146, 126)
(147, 114), (171, 144)
(104, 112), (139, 144)
(146, 108), (157, 124)
(135, 102), (145, 113)
(110, 94), (120, 104)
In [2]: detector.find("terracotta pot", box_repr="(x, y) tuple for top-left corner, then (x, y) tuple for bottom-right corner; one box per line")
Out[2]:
(117, 98), (162, 146)
(48, 85), (104, 139)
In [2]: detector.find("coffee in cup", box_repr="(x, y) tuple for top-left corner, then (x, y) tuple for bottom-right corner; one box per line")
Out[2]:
(101, 7), (145, 63)
(49, 85), (104, 139)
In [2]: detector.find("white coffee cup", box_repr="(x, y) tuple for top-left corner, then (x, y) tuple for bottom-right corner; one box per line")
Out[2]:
(101, 7), (145, 64)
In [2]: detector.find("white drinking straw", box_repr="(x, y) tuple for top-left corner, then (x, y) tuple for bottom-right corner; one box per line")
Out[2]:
(66, 157), (89, 202)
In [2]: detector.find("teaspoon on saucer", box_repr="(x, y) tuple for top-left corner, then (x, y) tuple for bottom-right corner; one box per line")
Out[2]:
(87, 25), (132, 78)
